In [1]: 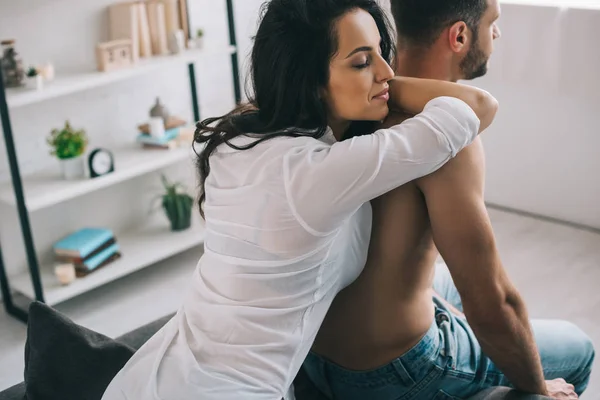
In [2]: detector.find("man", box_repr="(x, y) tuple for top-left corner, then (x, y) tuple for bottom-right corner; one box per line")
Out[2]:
(299, 0), (595, 398)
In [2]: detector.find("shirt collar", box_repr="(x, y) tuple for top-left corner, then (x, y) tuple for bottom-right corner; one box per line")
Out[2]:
(214, 127), (337, 154)
(320, 127), (337, 145)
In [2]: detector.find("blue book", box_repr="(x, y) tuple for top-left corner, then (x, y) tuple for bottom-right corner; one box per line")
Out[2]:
(53, 228), (114, 259)
(136, 127), (179, 145)
(79, 242), (120, 272)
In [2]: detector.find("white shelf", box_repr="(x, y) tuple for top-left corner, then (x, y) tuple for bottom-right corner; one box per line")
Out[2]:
(6, 46), (236, 109)
(10, 213), (205, 306)
(0, 145), (196, 212)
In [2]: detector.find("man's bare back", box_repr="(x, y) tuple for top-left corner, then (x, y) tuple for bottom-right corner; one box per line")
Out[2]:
(312, 179), (439, 370)
(311, 113), (483, 370)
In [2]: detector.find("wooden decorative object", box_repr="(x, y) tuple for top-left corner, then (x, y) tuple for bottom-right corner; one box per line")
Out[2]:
(178, 0), (190, 47)
(96, 39), (134, 72)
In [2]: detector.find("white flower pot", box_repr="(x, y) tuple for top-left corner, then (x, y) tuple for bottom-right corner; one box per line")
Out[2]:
(195, 37), (204, 49)
(60, 155), (85, 180)
(26, 75), (43, 91)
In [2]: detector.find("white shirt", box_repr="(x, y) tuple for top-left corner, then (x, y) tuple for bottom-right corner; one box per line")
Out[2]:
(102, 97), (480, 400)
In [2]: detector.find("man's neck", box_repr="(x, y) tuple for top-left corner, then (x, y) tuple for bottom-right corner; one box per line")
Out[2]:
(395, 47), (457, 83)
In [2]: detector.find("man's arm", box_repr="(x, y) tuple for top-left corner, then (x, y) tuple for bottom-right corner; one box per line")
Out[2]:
(415, 138), (547, 395)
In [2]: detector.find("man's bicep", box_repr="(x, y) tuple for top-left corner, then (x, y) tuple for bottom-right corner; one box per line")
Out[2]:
(416, 139), (503, 309)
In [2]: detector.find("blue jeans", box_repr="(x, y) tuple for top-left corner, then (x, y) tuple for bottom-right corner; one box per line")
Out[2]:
(301, 261), (595, 399)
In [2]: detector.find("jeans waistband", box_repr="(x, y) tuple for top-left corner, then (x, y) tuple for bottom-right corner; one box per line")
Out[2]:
(396, 316), (441, 371)
(303, 317), (442, 394)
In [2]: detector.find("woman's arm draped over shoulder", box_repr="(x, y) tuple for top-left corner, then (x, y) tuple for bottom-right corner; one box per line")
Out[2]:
(389, 77), (499, 134)
(283, 97), (481, 236)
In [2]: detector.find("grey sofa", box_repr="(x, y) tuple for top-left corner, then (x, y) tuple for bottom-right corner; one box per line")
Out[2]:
(0, 308), (550, 400)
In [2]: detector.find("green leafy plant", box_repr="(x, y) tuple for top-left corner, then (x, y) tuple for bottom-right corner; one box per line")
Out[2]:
(47, 120), (88, 160)
(196, 28), (204, 38)
(26, 66), (38, 78)
(158, 174), (194, 231)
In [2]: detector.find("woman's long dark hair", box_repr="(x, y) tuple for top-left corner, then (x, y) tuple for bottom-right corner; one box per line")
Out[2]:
(194, 0), (396, 217)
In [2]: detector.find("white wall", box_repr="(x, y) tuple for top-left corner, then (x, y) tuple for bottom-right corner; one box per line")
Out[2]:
(0, 0), (263, 278)
(477, 2), (600, 229)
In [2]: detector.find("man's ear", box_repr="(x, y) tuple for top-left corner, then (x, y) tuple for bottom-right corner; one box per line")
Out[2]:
(448, 21), (470, 54)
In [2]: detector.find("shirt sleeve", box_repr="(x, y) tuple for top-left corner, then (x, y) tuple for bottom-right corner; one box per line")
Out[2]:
(283, 96), (480, 236)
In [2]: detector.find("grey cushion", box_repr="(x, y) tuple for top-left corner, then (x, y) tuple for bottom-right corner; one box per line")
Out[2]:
(23, 302), (136, 400)
(0, 308), (174, 400)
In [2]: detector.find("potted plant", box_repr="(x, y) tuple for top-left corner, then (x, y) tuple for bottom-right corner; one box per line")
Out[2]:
(195, 28), (204, 49)
(26, 66), (43, 91)
(46, 120), (88, 180)
(158, 174), (194, 231)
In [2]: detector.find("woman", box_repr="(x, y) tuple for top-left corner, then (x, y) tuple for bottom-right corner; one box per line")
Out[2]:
(102, 0), (497, 399)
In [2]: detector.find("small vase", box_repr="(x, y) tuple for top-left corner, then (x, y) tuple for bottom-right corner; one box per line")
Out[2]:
(163, 194), (193, 231)
(169, 214), (191, 231)
(150, 97), (170, 125)
(60, 155), (85, 180)
(26, 75), (43, 91)
(39, 62), (54, 81)
(168, 30), (185, 54)
(54, 263), (76, 286)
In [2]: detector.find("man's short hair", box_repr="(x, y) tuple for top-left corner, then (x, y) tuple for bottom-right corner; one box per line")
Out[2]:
(391, 0), (488, 47)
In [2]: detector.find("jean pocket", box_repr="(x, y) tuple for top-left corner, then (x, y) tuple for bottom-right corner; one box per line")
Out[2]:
(432, 390), (463, 400)
(435, 312), (457, 370)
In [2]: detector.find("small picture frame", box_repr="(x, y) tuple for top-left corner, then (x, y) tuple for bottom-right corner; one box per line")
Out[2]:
(96, 39), (134, 72)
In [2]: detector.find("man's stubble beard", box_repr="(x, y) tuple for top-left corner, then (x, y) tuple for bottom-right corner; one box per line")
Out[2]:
(460, 37), (489, 80)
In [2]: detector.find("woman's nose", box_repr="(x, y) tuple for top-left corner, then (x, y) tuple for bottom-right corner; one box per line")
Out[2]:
(376, 57), (394, 83)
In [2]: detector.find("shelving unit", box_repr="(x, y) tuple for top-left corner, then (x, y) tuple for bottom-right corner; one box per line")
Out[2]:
(10, 214), (206, 306)
(0, 0), (242, 322)
(0, 145), (196, 211)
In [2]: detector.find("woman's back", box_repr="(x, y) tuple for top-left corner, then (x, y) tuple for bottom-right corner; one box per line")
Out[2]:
(102, 133), (372, 400)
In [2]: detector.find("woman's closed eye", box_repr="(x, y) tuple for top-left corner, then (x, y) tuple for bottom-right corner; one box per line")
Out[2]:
(353, 56), (371, 69)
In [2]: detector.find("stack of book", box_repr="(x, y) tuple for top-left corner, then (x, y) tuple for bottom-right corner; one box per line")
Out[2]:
(136, 116), (187, 149)
(136, 127), (180, 149)
(108, 0), (190, 60)
(53, 228), (121, 278)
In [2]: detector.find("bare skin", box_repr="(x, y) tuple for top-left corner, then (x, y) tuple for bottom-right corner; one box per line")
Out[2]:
(312, 115), (455, 371)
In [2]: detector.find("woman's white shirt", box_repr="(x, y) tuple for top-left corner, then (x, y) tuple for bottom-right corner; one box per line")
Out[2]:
(101, 96), (480, 400)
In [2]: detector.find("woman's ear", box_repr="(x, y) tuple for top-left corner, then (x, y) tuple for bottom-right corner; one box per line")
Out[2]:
(319, 87), (333, 117)
(319, 87), (328, 101)
(448, 21), (470, 54)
